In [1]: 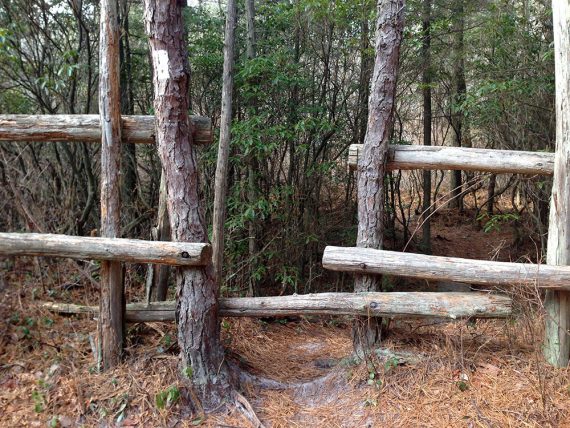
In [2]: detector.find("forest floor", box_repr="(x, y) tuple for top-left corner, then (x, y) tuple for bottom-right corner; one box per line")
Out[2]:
(2, 204), (570, 427)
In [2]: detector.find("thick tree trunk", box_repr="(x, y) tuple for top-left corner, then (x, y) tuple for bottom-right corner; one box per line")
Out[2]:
(421, 0), (432, 254)
(354, 0), (405, 353)
(212, 0), (237, 286)
(143, 0), (231, 408)
(98, 0), (124, 370)
(544, 1), (570, 367)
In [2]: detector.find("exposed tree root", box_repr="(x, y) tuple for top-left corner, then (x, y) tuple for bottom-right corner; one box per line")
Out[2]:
(232, 390), (266, 428)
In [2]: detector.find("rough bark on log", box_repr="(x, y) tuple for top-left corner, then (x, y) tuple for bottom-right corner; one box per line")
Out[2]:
(348, 144), (554, 175)
(0, 114), (212, 145)
(353, 0), (405, 350)
(98, 0), (124, 370)
(144, 0), (230, 410)
(41, 292), (512, 321)
(0, 233), (211, 266)
(323, 246), (570, 290)
(544, 1), (570, 367)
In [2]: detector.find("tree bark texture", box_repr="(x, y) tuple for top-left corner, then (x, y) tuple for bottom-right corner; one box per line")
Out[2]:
(143, 0), (231, 409)
(544, 0), (570, 367)
(0, 114), (212, 145)
(212, 0), (237, 286)
(348, 144), (554, 175)
(98, 0), (124, 370)
(354, 0), (405, 351)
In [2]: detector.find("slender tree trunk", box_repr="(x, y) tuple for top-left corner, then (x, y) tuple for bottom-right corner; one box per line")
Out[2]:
(544, 0), (570, 368)
(98, 0), (125, 370)
(356, 0), (373, 146)
(421, 0), (432, 254)
(146, 172), (171, 302)
(449, 0), (465, 210)
(212, 0), (237, 286)
(245, 0), (259, 296)
(143, 0), (232, 407)
(486, 173), (496, 215)
(353, 0), (405, 353)
(118, 0), (138, 221)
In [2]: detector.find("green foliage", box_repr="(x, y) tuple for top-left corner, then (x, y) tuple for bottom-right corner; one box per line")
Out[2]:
(456, 380), (469, 392)
(367, 370), (383, 389)
(477, 213), (520, 233)
(155, 386), (180, 410)
(31, 390), (44, 413)
(384, 357), (400, 372)
(0, 0), (556, 297)
(184, 366), (193, 379)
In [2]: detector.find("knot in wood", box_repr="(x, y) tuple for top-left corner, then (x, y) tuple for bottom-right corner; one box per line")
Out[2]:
(181, 251), (190, 259)
(359, 263), (367, 269)
(369, 302), (378, 309)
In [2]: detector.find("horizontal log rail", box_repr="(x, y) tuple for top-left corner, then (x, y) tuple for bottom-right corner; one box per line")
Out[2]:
(0, 233), (211, 266)
(0, 114), (212, 145)
(348, 144), (554, 175)
(41, 291), (511, 321)
(323, 246), (570, 290)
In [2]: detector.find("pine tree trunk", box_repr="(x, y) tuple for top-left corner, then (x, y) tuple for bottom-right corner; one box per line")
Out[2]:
(353, 0), (405, 353)
(143, 0), (231, 408)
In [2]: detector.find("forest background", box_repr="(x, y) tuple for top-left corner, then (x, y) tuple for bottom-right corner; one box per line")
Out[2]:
(0, 0), (555, 298)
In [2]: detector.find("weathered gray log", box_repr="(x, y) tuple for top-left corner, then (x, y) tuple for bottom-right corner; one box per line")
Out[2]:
(41, 291), (512, 321)
(0, 114), (212, 145)
(0, 233), (211, 266)
(323, 246), (570, 290)
(544, 1), (570, 367)
(348, 144), (554, 175)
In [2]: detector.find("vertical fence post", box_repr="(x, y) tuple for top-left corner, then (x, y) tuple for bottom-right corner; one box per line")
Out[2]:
(98, 0), (124, 370)
(544, 0), (570, 367)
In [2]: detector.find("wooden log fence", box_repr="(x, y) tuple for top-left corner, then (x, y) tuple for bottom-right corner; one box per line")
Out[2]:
(323, 246), (570, 290)
(0, 233), (211, 266)
(0, 114), (212, 145)
(348, 144), (554, 175)
(41, 291), (512, 321)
